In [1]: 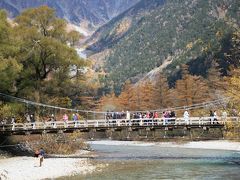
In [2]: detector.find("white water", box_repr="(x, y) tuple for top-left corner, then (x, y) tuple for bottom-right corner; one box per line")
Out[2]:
(71, 24), (89, 37)
(76, 48), (87, 59)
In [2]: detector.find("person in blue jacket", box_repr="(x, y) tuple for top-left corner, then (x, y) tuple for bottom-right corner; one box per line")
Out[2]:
(38, 148), (45, 167)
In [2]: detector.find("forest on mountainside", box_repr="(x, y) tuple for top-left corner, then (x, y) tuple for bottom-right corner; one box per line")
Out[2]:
(88, 0), (240, 95)
(98, 29), (240, 116)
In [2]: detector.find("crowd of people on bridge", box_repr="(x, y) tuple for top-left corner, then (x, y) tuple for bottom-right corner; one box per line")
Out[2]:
(105, 110), (175, 120)
(0, 108), (233, 129)
(104, 110), (177, 126)
(102, 109), (231, 126)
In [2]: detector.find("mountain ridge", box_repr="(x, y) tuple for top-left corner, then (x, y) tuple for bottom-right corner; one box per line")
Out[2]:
(87, 0), (165, 51)
(87, 0), (240, 94)
(0, 0), (140, 31)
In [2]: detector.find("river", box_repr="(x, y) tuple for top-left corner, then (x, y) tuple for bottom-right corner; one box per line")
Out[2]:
(76, 48), (87, 59)
(59, 140), (240, 179)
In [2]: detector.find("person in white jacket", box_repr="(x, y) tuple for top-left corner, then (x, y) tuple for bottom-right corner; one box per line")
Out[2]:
(183, 110), (189, 125)
(126, 111), (130, 120)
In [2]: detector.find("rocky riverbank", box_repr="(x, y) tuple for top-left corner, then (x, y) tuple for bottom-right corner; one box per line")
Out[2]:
(0, 150), (97, 180)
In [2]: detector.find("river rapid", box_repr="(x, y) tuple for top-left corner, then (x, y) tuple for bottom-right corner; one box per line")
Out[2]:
(59, 140), (240, 180)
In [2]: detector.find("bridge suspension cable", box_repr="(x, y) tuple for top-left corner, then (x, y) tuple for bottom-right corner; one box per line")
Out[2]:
(0, 92), (230, 114)
(161, 98), (229, 111)
(0, 92), (105, 114)
(129, 97), (230, 113)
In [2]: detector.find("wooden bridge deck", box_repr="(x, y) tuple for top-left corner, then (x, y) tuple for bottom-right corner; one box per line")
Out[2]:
(0, 117), (238, 136)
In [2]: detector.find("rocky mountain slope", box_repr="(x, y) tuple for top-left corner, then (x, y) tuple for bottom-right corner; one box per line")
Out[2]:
(87, 0), (240, 94)
(0, 0), (139, 30)
(87, 0), (165, 50)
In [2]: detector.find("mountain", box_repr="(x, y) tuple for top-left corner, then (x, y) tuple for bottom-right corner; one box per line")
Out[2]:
(0, 0), (139, 30)
(87, 0), (240, 94)
(87, 0), (165, 50)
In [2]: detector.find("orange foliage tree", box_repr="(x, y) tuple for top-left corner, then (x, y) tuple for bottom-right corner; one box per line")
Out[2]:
(171, 65), (210, 107)
(153, 74), (171, 109)
(97, 92), (119, 111)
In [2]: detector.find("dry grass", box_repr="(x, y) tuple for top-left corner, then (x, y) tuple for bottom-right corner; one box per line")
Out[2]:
(11, 132), (89, 155)
(224, 121), (240, 140)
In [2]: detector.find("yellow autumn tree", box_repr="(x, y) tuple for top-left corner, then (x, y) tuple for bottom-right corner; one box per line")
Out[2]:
(127, 86), (141, 111)
(97, 92), (119, 111)
(223, 29), (240, 109)
(118, 80), (156, 111)
(153, 74), (171, 109)
(118, 80), (135, 110)
(225, 68), (240, 101)
(172, 65), (210, 107)
(207, 60), (226, 99)
(135, 81), (155, 110)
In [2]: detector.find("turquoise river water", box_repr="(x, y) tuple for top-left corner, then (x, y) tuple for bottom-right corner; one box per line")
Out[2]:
(59, 141), (240, 180)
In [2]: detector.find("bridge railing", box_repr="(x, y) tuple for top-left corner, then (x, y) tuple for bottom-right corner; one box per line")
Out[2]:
(0, 116), (239, 132)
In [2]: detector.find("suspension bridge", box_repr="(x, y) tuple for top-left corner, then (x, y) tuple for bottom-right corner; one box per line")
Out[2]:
(0, 117), (238, 139)
(0, 93), (238, 139)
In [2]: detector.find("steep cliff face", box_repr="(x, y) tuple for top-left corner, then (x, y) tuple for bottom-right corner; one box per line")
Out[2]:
(0, 0), (139, 28)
